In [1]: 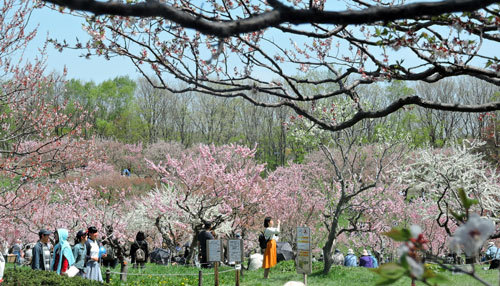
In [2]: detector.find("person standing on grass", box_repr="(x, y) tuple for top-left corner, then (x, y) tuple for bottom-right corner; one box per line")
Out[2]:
(51, 229), (75, 275)
(73, 230), (87, 277)
(24, 244), (33, 266)
(369, 251), (378, 268)
(197, 223), (214, 268)
(131, 231), (149, 269)
(31, 229), (52, 271)
(11, 239), (22, 265)
(262, 217), (280, 279)
(85, 226), (105, 282)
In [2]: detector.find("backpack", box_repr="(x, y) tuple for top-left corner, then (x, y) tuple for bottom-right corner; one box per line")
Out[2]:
(258, 232), (269, 250)
(135, 243), (146, 262)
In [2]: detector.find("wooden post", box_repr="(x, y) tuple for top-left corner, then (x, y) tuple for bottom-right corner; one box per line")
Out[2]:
(214, 262), (219, 286)
(303, 273), (307, 286)
(235, 268), (240, 286)
(120, 262), (128, 282)
(105, 268), (111, 283)
(198, 270), (203, 286)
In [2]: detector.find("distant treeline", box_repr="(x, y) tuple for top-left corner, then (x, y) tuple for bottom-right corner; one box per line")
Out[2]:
(59, 75), (499, 168)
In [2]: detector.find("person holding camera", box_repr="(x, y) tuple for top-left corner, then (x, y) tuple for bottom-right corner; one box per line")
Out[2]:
(262, 217), (280, 279)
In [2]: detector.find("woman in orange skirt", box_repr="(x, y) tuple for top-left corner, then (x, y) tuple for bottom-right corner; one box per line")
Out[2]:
(262, 217), (280, 279)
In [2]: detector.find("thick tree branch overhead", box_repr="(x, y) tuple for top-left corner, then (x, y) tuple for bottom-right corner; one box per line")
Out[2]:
(43, 0), (497, 37)
(46, 0), (500, 132)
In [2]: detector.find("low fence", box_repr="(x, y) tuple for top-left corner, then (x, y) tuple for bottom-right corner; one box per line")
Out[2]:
(104, 265), (240, 286)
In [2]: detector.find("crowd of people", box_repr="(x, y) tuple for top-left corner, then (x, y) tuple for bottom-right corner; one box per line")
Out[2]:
(332, 248), (379, 268)
(7, 216), (498, 284)
(1, 226), (150, 283)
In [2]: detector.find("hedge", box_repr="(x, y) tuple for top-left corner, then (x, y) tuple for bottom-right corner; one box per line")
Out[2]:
(3, 267), (103, 285)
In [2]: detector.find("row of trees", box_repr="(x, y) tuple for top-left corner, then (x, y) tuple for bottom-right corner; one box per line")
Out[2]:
(61, 75), (499, 168)
(3, 135), (495, 274)
(44, 0), (500, 133)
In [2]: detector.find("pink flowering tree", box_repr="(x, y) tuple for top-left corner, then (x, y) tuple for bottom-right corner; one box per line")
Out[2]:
(287, 100), (407, 274)
(265, 161), (326, 247)
(377, 188), (496, 286)
(14, 169), (139, 273)
(0, 0), (96, 245)
(348, 187), (451, 262)
(146, 143), (266, 261)
(98, 140), (148, 176)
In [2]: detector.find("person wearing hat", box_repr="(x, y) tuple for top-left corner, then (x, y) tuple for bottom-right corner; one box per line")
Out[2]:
(84, 226), (105, 282)
(359, 249), (374, 268)
(332, 249), (344, 265)
(344, 249), (358, 267)
(73, 230), (88, 276)
(31, 229), (52, 270)
(485, 241), (500, 269)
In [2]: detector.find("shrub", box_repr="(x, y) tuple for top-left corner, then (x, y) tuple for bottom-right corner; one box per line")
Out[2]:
(3, 268), (103, 285)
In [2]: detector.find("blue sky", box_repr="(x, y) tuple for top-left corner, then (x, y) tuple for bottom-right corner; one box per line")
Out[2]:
(26, 3), (496, 84)
(27, 6), (141, 83)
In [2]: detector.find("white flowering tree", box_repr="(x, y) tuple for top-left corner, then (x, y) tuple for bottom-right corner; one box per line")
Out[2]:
(397, 140), (500, 235)
(377, 140), (500, 285)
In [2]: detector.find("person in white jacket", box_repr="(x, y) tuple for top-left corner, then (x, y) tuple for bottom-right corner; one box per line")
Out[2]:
(262, 217), (280, 279)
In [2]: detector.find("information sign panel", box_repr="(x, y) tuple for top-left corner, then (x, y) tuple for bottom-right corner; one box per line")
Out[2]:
(227, 239), (244, 263)
(207, 240), (223, 262)
(296, 226), (312, 275)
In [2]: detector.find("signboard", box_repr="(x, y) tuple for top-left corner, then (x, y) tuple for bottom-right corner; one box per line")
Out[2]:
(296, 226), (312, 275)
(227, 239), (244, 263)
(207, 240), (223, 262)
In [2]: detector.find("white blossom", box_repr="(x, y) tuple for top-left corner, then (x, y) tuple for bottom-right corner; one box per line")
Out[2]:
(397, 140), (500, 217)
(448, 214), (495, 256)
(406, 256), (424, 279)
(410, 225), (422, 238)
(397, 244), (409, 258)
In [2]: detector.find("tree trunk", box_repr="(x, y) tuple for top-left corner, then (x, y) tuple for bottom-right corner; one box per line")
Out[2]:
(322, 233), (337, 274)
(322, 199), (343, 274)
(186, 233), (199, 265)
(322, 248), (333, 275)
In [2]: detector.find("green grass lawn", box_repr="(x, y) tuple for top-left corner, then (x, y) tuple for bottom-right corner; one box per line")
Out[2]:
(101, 261), (500, 286)
(5, 261), (499, 285)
